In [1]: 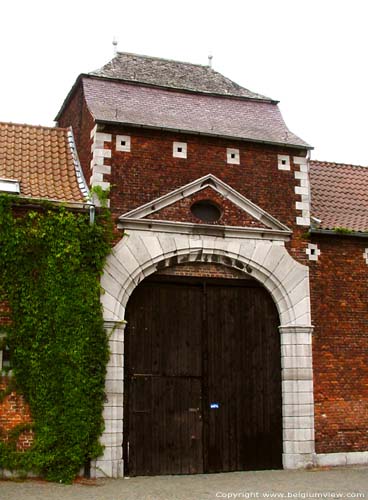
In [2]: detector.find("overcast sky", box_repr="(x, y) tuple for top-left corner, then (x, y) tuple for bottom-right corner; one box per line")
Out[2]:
(1, 0), (367, 165)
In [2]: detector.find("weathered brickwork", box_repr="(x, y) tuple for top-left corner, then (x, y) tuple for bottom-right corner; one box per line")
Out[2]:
(0, 378), (34, 451)
(310, 235), (368, 453)
(56, 84), (95, 186)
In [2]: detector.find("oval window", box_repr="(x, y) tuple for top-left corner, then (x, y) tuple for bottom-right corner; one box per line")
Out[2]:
(190, 200), (222, 223)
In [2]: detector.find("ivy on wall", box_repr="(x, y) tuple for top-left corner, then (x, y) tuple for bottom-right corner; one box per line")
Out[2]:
(0, 196), (112, 482)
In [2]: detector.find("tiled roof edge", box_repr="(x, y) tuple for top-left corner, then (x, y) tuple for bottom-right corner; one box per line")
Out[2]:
(67, 127), (90, 201)
(310, 160), (368, 169)
(310, 228), (368, 238)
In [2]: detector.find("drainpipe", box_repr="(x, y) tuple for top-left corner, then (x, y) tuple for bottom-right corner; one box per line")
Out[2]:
(89, 203), (95, 225)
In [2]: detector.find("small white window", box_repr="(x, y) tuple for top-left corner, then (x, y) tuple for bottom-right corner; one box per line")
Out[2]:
(227, 148), (240, 165)
(278, 155), (290, 170)
(173, 142), (187, 158)
(116, 135), (131, 152)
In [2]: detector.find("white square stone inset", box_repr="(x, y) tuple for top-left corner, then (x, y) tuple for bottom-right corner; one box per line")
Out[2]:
(363, 249), (368, 264)
(306, 243), (321, 261)
(116, 135), (131, 152)
(227, 148), (240, 165)
(173, 142), (187, 158)
(278, 155), (290, 170)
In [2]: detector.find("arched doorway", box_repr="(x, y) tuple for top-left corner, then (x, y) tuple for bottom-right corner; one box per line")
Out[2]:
(123, 268), (282, 476)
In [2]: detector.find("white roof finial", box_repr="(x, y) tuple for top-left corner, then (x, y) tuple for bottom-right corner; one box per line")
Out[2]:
(112, 36), (118, 56)
(208, 54), (213, 68)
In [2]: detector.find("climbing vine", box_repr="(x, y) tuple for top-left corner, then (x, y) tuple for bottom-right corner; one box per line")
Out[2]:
(0, 196), (112, 482)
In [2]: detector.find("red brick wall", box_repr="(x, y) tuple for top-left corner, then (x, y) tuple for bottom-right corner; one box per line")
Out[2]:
(103, 125), (304, 229)
(0, 378), (34, 451)
(310, 235), (368, 453)
(57, 83), (95, 186)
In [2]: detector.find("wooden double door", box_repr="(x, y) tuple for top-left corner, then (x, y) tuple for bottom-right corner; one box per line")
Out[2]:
(124, 276), (282, 476)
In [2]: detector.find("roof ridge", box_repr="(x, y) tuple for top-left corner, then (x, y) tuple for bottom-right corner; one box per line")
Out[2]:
(116, 51), (211, 69)
(0, 121), (68, 132)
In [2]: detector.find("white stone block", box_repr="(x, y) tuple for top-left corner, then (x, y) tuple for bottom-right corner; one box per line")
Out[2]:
(299, 164), (309, 173)
(282, 391), (314, 405)
(93, 148), (112, 158)
(142, 236), (163, 260)
(103, 405), (124, 420)
(115, 246), (140, 276)
(106, 366), (124, 381)
(282, 368), (313, 381)
(295, 186), (309, 196)
(288, 279), (309, 307)
(292, 297), (311, 321)
(173, 141), (187, 158)
(250, 243), (273, 267)
(158, 234), (177, 256)
(284, 440), (314, 454)
(283, 453), (313, 469)
(299, 179), (309, 188)
(227, 148), (240, 165)
(104, 393), (124, 407)
(294, 171), (308, 180)
(174, 234), (190, 252)
(282, 404), (314, 417)
(278, 155), (290, 170)
(283, 428), (314, 441)
(280, 332), (312, 345)
(116, 135), (131, 152)
(90, 156), (105, 168)
(282, 356), (312, 369)
(296, 216), (310, 226)
(93, 164), (111, 175)
(315, 453), (347, 467)
(293, 157), (307, 165)
(282, 380), (313, 393)
(281, 344), (312, 358)
(262, 246), (286, 275)
(109, 340), (124, 355)
(90, 172), (104, 183)
(104, 419), (123, 433)
(108, 354), (124, 367)
(94, 460), (111, 478)
(100, 433), (123, 447)
(96, 132), (112, 143)
(346, 451), (368, 465)
(283, 416), (314, 429)
(239, 240), (257, 261)
(295, 201), (310, 211)
(105, 380), (124, 394)
(90, 180), (111, 190)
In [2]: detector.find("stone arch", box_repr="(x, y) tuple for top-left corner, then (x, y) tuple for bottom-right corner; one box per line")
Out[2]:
(101, 230), (311, 328)
(94, 229), (315, 478)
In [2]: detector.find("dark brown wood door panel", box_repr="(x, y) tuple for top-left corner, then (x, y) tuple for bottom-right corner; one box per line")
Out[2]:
(124, 277), (282, 476)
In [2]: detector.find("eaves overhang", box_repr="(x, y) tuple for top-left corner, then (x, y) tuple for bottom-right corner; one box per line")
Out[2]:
(310, 228), (368, 239)
(97, 119), (312, 151)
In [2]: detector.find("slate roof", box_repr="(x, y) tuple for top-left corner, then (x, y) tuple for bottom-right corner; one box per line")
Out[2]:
(90, 52), (272, 101)
(0, 122), (88, 203)
(80, 77), (310, 149)
(310, 160), (368, 233)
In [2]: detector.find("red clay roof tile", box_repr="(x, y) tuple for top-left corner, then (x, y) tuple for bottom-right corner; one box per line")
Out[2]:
(310, 160), (368, 233)
(0, 122), (88, 203)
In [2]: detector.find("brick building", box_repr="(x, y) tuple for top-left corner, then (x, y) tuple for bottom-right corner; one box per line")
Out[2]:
(1, 53), (367, 477)
(0, 122), (90, 452)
